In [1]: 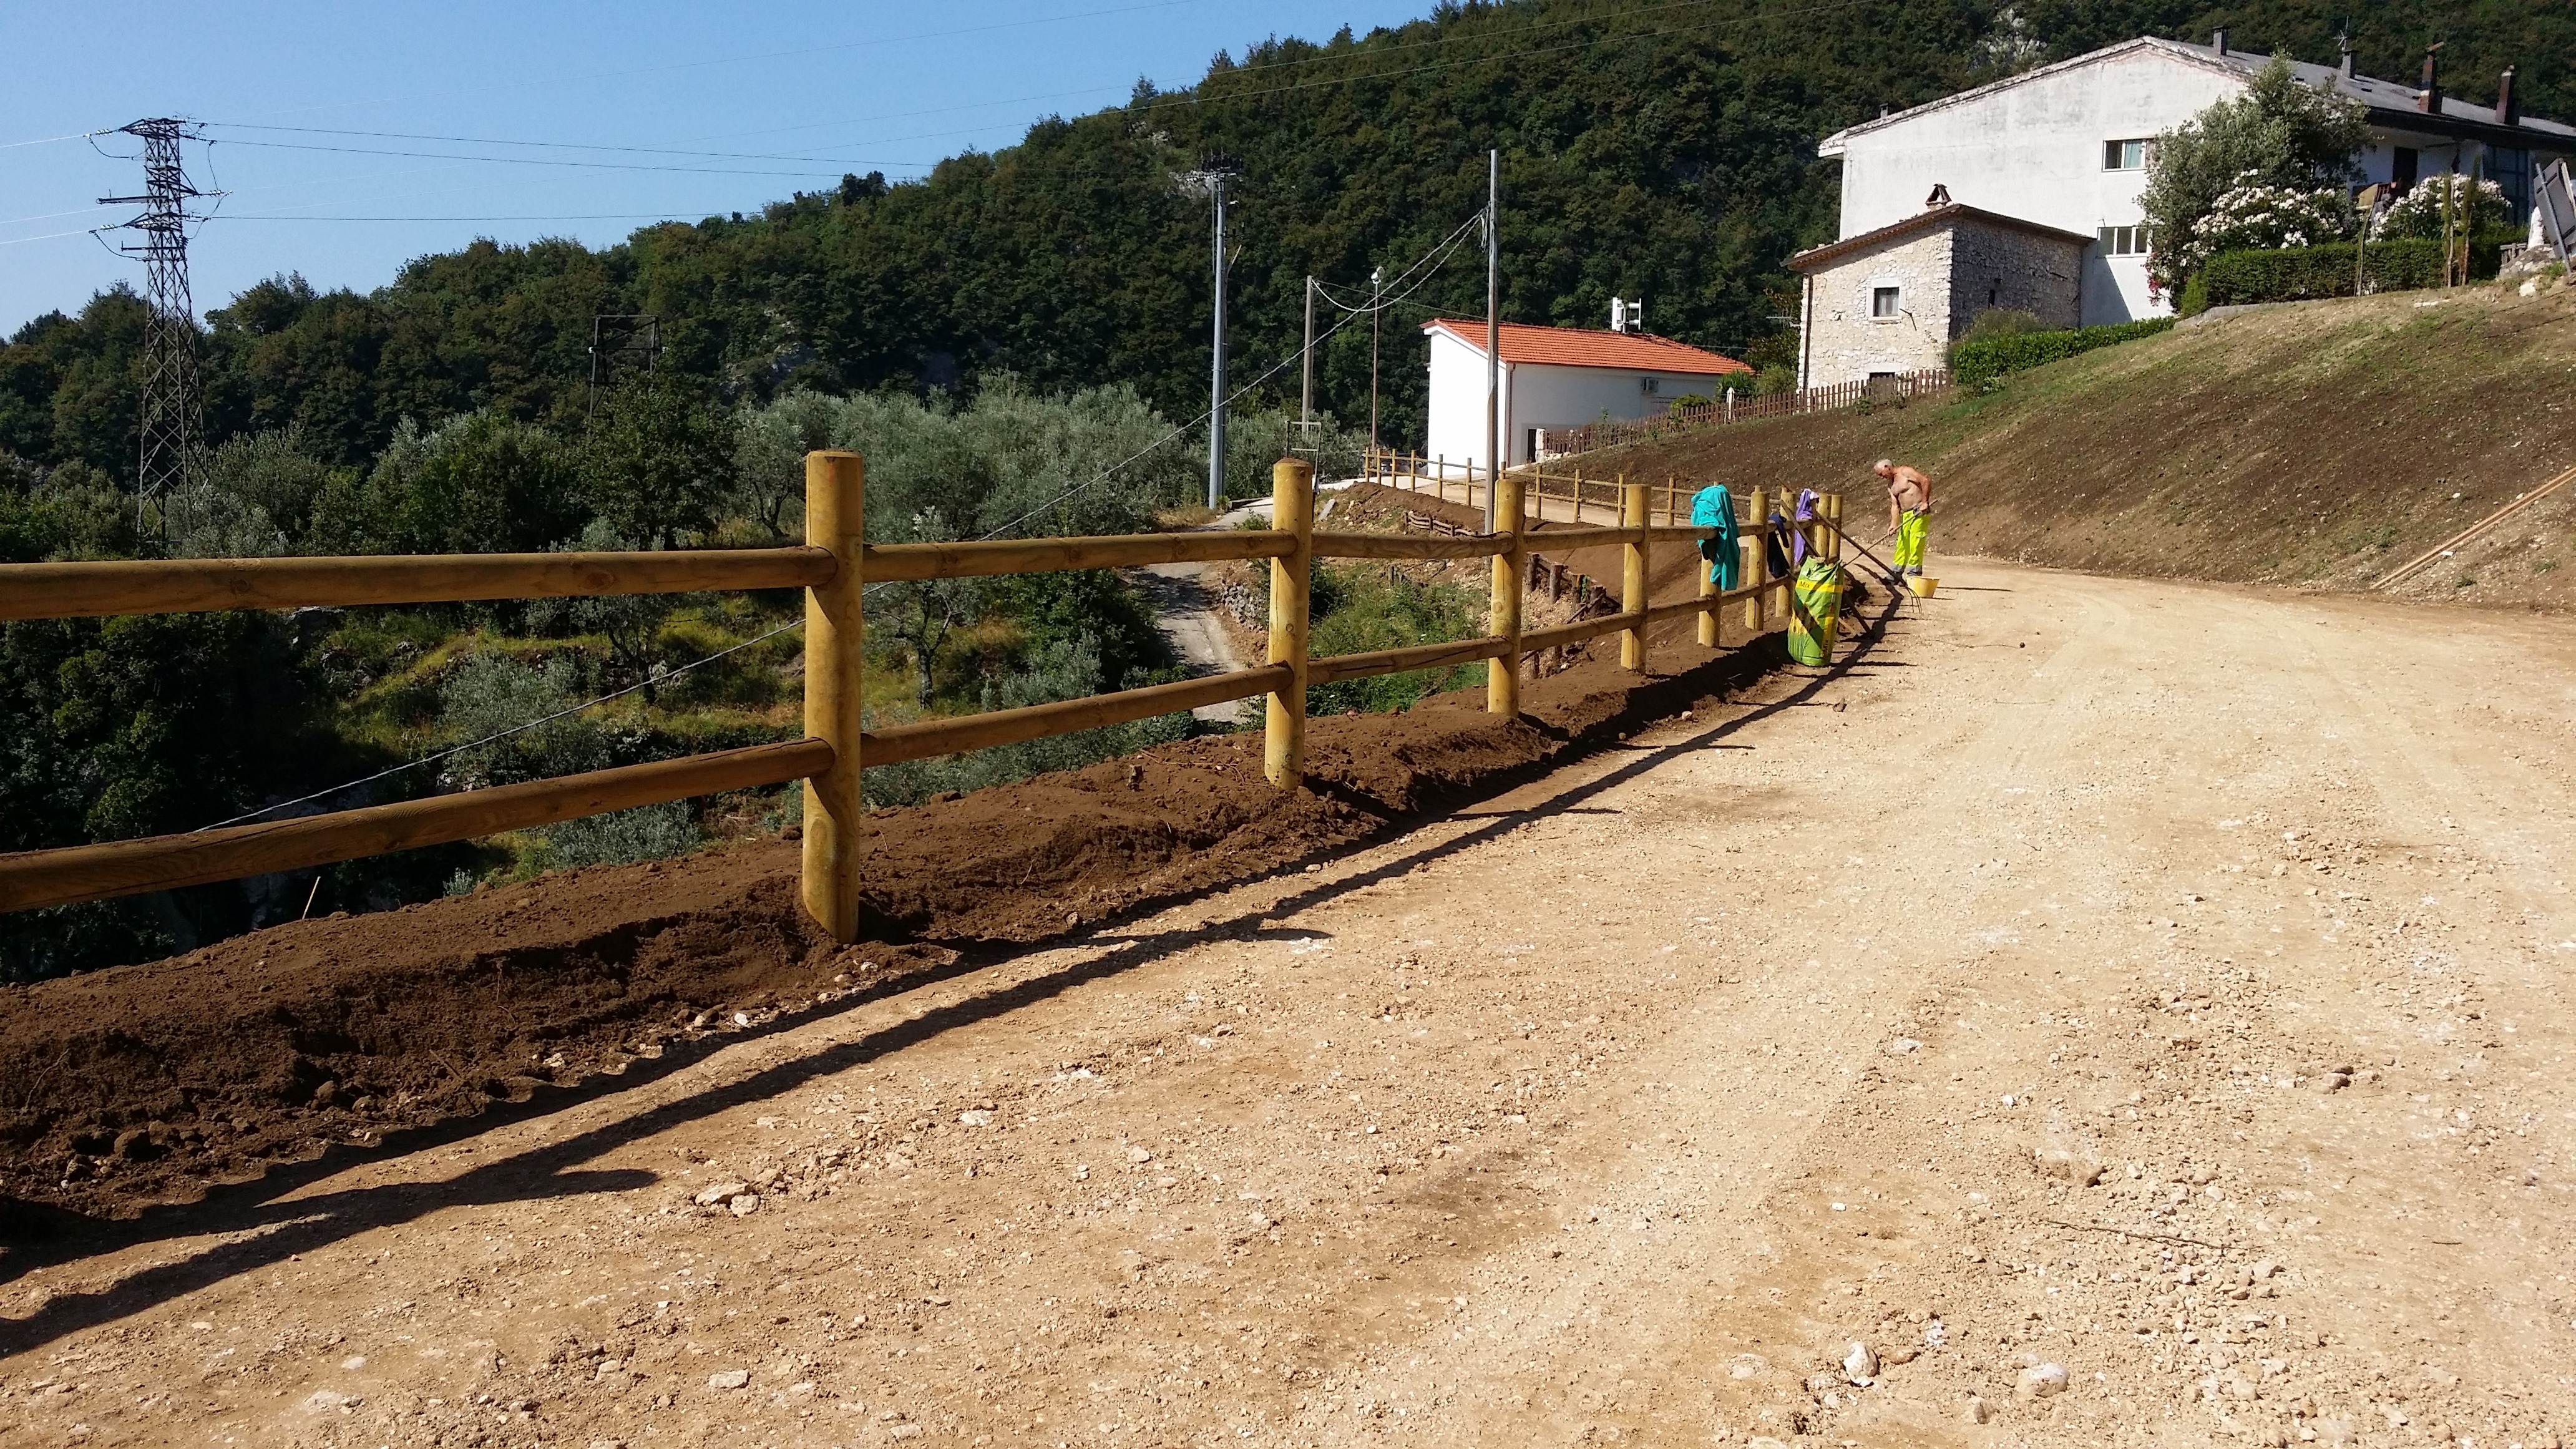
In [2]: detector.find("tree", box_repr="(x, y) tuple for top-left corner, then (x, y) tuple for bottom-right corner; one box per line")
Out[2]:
(316, 408), (582, 554)
(580, 367), (734, 548)
(2140, 56), (2371, 293)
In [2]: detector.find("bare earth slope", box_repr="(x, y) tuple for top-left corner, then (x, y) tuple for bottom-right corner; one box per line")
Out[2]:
(1602, 282), (2576, 612)
(6, 562), (2572, 1447)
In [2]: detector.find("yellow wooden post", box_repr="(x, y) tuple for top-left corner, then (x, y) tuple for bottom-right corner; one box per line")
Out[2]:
(1489, 467), (1526, 715)
(1745, 486), (1770, 631)
(1695, 542), (1719, 647)
(1620, 476), (1649, 671)
(799, 450), (866, 942)
(1266, 457), (1315, 789)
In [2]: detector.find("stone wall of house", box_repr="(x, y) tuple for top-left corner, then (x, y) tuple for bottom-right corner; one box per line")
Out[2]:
(1948, 221), (2084, 336)
(1801, 228), (1956, 388)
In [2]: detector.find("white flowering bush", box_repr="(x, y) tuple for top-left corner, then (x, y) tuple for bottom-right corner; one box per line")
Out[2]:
(2173, 176), (2354, 275)
(2371, 174), (2506, 241)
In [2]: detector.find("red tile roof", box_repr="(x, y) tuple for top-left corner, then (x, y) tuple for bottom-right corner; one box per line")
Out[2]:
(1422, 320), (1751, 374)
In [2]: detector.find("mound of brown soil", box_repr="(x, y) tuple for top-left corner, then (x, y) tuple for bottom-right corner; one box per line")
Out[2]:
(0, 641), (1790, 1224)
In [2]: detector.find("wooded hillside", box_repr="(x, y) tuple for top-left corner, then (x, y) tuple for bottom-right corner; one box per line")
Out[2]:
(4, 0), (2564, 477)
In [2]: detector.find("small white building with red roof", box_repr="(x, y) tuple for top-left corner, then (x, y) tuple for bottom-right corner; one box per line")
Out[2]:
(1420, 319), (1749, 472)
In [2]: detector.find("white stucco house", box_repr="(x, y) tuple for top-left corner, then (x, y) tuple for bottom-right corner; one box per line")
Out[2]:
(1790, 32), (2576, 387)
(1420, 319), (1749, 472)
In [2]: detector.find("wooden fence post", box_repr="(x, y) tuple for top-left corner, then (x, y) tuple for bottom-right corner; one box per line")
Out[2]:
(1266, 457), (1315, 789)
(1489, 466), (1526, 716)
(1621, 475), (1649, 672)
(1745, 486), (1770, 631)
(800, 449), (866, 943)
(1696, 520), (1720, 650)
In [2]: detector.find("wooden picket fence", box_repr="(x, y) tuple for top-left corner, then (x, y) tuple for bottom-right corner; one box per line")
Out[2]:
(0, 454), (1845, 941)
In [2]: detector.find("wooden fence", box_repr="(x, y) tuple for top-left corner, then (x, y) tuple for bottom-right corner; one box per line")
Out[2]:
(0, 454), (1844, 940)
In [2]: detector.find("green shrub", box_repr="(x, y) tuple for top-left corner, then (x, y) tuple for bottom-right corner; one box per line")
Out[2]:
(2194, 238), (2507, 308)
(1306, 564), (1485, 715)
(1951, 318), (2177, 393)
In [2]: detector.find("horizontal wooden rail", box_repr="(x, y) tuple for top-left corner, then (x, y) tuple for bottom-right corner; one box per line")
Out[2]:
(862, 664), (1292, 766)
(0, 738), (835, 913)
(1312, 531), (1510, 560)
(0, 548), (837, 621)
(1521, 611), (1646, 655)
(863, 531), (1292, 582)
(1306, 634), (1510, 686)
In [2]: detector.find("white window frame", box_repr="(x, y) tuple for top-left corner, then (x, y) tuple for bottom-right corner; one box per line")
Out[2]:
(2095, 224), (2154, 258)
(2103, 138), (2150, 171)
(1868, 283), (1903, 321)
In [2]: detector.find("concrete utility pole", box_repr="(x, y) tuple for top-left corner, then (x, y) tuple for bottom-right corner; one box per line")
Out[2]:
(1300, 275), (1315, 452)
(1484, 147), (1501, 532)
(1208, 172), (1229, 509)
(97, 117), (215, 534)
(1368, 266), (1382, 448)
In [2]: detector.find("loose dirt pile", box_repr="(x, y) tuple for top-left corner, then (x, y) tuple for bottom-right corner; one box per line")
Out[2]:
(6, 562), (2569, 1448)
(0, 639), (1783, 1226)
(1599, 282), (2576, 611)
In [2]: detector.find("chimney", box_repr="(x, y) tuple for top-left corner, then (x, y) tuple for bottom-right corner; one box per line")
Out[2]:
(2499, 66), (2519, 125)
(2417, 42), (2443, 114)
(2338, 34), (2356, 78)
(2212, 28), (2229, 56)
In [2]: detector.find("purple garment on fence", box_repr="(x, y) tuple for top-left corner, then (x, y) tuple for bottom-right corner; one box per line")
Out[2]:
(1790, 489), (1820, 565)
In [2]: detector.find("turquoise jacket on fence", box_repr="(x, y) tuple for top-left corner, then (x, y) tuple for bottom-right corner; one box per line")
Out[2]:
(1690, 484), (1739, 590)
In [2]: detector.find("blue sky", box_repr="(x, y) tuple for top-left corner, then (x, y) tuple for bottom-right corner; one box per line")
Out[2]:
(0, 0), (1428, 336)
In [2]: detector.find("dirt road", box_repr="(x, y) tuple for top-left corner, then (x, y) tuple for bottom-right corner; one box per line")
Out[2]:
(7, 561), (2573, 1448)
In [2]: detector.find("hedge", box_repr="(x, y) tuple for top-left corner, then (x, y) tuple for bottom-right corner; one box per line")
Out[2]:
(2183, 238), (2506, 313)
(1950, 318), (2177, 393)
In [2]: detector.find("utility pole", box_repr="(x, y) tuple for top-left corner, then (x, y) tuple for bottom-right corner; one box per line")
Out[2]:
(1368, 266), (1382, 449)
(97, 117), (215, 535)
(1207, 171), (1228, 509)
(1299, 275), (1315, 455)
(1484, 148), (1500, 532)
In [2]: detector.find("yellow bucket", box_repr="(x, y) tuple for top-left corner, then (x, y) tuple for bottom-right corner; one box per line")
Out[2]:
(1908, 576), (1939, 598)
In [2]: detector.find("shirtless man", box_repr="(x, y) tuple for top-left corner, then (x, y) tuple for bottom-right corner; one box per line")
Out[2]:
(1875, 459), (1933, 580)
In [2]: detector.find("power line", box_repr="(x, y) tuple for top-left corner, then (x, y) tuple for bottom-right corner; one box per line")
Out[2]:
(205, 123), (954, 168)
(204, 205), (1488, 830)
(217, 0), (1215, 127)
(205, 213), (784, 223)
(210, 137), (895, 180)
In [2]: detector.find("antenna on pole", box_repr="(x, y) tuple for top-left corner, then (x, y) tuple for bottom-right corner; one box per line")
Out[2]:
(97, 117), (218, 537)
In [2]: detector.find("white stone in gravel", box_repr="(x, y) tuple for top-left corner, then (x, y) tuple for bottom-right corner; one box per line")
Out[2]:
(2016, 1362), (2068, 1400)
(1727, 1354), (1767, 1380)
(1963, 1395), (1990, 1424)
(301, 1389), (358, 1412)
(1127, 1146), (1153, 1164)
(1747, 1438), (1789, 1449)
(1886, 1038), (1922, 1053)
(957, 1110), (994, 1126)
(708, 1369), (751, 1390)
(693, 1180), (750, 1207)
(731, 1193), (763, 1216)
(1844, 1342), (1878, 1380)
(2250, 1259), (2278, 1279)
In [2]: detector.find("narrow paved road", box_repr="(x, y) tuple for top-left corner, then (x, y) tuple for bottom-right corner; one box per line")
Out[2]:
(7, 562), (2574, 1449)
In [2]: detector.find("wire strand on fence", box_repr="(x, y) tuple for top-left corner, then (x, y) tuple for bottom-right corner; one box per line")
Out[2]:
(191, 207), (1493, 832)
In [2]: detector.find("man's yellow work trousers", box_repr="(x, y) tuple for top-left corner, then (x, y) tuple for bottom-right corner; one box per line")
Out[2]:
(1893, 507), (1928, 573)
